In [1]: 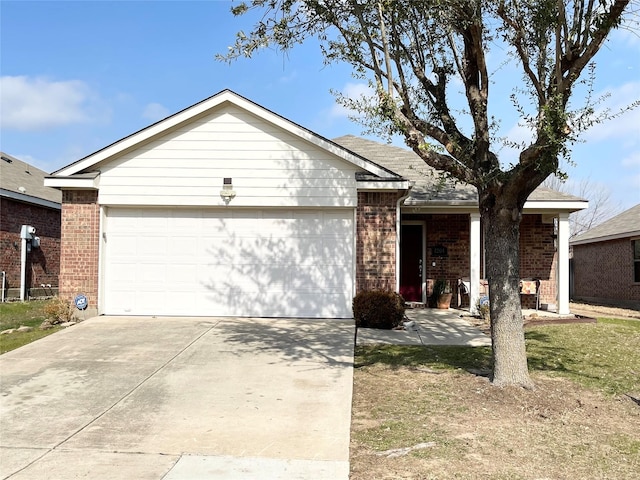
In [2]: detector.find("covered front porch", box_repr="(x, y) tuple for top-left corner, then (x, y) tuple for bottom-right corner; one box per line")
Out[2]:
(396, 207), (573, 315)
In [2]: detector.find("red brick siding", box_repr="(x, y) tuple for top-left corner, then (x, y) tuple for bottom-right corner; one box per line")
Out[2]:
(400, 213), (557, 307)
(424, 214), (470, 296)
(59, 191), (100, 309)
(0, 198), (61, 293)
(356, 192), (402, 293)
(572, 238), (640, 307)
(519, 215), (557, 308)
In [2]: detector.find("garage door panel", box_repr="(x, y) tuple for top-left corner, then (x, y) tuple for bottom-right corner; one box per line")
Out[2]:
(104, 208), (354, 317)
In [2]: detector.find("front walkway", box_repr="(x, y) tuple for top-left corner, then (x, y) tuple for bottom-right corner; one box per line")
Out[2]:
(355, 308), (491, 347)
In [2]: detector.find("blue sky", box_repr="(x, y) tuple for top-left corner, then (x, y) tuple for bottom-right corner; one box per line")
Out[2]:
(1, 0), (639, 210)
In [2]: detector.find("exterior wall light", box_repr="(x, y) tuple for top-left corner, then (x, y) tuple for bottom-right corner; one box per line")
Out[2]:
(220, 177), (236, 205)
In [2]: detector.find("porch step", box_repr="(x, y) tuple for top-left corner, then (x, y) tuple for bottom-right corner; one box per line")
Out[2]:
(405, 302), (427, 309)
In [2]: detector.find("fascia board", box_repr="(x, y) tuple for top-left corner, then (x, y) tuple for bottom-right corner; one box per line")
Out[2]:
(357, 180), (411, 191)
(44, 176), (99, 189)
(523, 200), (589, 213)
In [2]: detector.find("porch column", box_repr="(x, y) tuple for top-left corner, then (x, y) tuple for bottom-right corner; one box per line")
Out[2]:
(557, 212), (570, 315)
(469, 212), (481, 315)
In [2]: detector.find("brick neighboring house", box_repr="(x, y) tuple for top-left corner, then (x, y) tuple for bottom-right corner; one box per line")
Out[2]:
(45, 90), (587, 318)
(1, 153), (61, 300)
(570, 204), (640, 309)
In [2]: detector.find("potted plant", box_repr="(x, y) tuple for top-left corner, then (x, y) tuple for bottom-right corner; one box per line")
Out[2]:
(433, 279), (453, 309)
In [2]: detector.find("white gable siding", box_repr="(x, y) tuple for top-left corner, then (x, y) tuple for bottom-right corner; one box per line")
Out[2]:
(98, 105), (359, 207)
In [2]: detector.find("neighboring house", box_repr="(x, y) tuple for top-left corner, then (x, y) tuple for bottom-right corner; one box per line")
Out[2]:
(570, 204), (640, 309)
(45, 90), (586, 318)
(1, 153), (61, 300)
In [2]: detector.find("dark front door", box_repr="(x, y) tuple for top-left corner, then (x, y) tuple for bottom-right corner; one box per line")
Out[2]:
(400, 223), (423, 302)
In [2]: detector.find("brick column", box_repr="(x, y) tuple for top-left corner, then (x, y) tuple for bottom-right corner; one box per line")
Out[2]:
(356, 192), (403, 293)
(59, 190), (100, 314)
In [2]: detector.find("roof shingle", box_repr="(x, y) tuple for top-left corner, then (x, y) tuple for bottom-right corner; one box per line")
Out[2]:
(571, 204), (640, 245)
(0, 152), (62, 205)
(333, 135), (585, 206)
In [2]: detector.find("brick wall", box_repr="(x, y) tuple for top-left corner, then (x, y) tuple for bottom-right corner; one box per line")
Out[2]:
(422, 213), (470, 296)
(356, 192), (402, 293)
(519, 215), (557, 308)
(59, 190), (100, 311)
(572, 238), (640, 308)
(398, 213), (557, 308)
(0, 198), (61, 295)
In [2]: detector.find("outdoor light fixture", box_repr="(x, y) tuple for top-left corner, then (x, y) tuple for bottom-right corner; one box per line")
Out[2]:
(220, 177), (236, 205)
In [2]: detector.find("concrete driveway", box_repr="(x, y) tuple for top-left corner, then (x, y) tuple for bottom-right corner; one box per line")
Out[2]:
(0, 316), (354, 479)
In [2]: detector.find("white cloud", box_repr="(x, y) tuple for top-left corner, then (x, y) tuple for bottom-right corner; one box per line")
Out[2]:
(278, 70), (299, 84)
(141, 102), (170, 122)
(621, 151), (640, 168)
(329, 82), (374, 119)
(582, 81), (640, 144)
(0, 76), (104, 131)
(496, 120), (535, 167)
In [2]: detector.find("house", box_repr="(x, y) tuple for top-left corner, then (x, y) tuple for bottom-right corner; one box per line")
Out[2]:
(44, 90), (587, 318)
(1, 153), (62, 300)
(570, 204), (640, 309)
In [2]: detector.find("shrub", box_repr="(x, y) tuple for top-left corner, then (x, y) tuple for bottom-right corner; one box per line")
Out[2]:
(353, 290), (405, 329)
(43, 297), (75, 323)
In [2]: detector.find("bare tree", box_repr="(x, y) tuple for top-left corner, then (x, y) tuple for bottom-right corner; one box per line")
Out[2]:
(544, 175), (623, 237)
(220, 0), (639, 388)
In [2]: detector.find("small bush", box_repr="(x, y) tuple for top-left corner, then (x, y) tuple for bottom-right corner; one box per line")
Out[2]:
(353, 290), (405, 329)
(43, 297), (75, 323)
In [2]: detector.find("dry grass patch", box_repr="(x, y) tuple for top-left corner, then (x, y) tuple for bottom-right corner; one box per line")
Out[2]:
(351, 319), (640, 479)
(351, 367), (639, 479)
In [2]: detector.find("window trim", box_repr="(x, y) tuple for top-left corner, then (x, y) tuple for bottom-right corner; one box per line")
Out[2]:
(632, 237), (640, 284)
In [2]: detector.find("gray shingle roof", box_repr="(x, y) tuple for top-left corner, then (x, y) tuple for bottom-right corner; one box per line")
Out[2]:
(0, 152), (62, 206)
(333, 135), (586, 206)
(571, 203), (640, 245)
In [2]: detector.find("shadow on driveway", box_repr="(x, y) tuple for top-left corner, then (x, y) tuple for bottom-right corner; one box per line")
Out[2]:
(0, 316), (354, 480)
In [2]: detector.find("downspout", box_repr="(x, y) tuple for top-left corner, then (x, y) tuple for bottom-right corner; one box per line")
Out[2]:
(395, 187), (412, 293)
(20, 236), (27, 301)
(20, 225), (36, 301)
(1, 271), (5, 303)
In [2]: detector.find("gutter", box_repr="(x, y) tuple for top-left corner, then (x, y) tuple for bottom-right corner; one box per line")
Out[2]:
(395, 186), (413, 293)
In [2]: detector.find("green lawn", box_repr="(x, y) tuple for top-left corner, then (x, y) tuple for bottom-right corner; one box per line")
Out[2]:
(526, 318), (640, 395)
(356, 317), (640, 396)
(0, 300), (62, 354)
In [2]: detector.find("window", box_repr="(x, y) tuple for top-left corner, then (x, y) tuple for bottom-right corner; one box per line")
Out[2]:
(634, 240), (640, 283)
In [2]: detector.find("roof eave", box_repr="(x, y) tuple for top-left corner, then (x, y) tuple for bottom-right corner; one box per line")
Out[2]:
(45, 173), (100, 190)
(357, 179), (411, 191)
(523, 200), (589, 213)
(0, 188), (61, 210)
(571, 231), (640, 246)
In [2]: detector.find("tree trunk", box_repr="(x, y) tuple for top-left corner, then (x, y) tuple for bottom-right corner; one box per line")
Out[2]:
(481, 193), (534, 389)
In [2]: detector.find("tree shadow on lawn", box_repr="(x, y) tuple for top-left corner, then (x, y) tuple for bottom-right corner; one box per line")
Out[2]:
(356, 330), (612, 385)
(525, 330), (613, 385)
(355, 344), (493, 376)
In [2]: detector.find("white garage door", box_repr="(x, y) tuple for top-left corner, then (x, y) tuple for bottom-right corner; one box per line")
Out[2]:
(103, 208), (354, 318)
